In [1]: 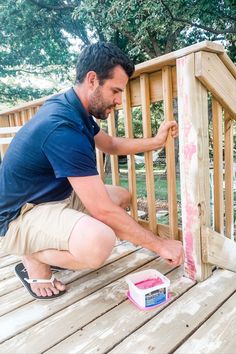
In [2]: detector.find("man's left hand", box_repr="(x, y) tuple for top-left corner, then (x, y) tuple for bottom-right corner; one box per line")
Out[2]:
(154, 120), (178, 148)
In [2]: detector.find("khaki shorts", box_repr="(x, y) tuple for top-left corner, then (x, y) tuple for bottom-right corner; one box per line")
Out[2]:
(0, 192), (87, 256)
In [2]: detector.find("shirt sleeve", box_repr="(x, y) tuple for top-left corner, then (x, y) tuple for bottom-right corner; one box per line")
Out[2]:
(90, 116), (100, 135)
(42, 124), (99, 178)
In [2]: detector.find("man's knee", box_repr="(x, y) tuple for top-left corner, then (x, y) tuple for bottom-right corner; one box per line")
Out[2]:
(88, 226), (116, 268)
(69, 219), (116, 269)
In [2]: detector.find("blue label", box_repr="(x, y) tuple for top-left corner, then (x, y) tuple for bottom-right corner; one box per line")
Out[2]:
(145, 288), (166, 307)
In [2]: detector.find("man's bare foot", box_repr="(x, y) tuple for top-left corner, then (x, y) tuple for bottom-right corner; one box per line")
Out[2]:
(22, 255), (66, 297)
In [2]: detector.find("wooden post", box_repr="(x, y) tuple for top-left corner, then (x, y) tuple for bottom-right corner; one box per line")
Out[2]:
(107, 110), (120, 186)
(9, 113), (15, 127)
(95, 119), (105, 181)
(212, 98), (224, 234)
(177, 53), (212, 281)
(14, 112), (22, 126)
(20, 110), (28, 125)
(162, 66), (179, 240)
(28, 108), (35, 120)
(140, 74), (157, 233)
(0, 115), (10, 160)
(224, 112), (234, 239)
(122, 83), (138, 221)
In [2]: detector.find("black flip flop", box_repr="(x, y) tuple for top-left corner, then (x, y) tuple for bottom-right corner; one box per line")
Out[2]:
(14, 263), (66, 300)
(50, 265), (67, 271)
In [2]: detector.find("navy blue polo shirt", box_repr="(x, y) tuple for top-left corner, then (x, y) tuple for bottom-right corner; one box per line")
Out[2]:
(0, 88), (100, 236)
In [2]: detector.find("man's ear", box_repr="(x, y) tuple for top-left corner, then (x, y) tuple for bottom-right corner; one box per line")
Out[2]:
(86, 71), (99, 90)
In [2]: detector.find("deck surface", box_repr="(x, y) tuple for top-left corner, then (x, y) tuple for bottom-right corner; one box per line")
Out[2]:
(0, 241), (236, 354)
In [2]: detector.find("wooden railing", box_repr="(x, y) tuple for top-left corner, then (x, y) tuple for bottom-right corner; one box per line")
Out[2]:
(1, 41), (236, 282)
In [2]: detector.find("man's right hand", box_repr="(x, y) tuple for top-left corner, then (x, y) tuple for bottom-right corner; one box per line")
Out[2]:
(158, 238), (184, 266)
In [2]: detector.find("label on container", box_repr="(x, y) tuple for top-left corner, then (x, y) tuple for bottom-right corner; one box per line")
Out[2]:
(145, 288), (166, 307)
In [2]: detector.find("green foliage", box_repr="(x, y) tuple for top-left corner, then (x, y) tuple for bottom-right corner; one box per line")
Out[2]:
(116, 102), (164, 138)
(0, 0), (235, 105)
(0, 81), (55, 107)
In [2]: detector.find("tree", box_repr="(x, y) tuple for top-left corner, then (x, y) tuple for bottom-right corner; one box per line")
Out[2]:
(1, 0), (235, 106)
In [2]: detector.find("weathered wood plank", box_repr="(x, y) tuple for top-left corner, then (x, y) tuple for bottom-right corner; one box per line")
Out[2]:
(14, 112), (22, 126)
(20, 110), (28, 125)
(140, 73), (156, 233)
(0, 248), (157, 343)
(177, 53), (212, 281)
(133, 41), (224, 78)
(122, 83), (138, 220)
(195, 51), (236, 119)
(129, 68), (177, 107)
(212, 98), (224, 234)
(95, 119), (105, 180)
(219, 51), (236, 79)
(0, 254), (20, 268)
(174, 292), (236, 354)
(107, 110), (120, 186)
(45, 266), (194, 354)
(0, 276), (22, 297)
(0, 258), (176, 354)
(139, 220), (182, 241)
(0, 262), (17, 281)
(0, 242), (139, 315)
(201, 226), (236, 272)
(0, 242), (135, 296)
(224, 112), (234, 238)
(162, 65), (178, 240)
(110, 269), (236, 354)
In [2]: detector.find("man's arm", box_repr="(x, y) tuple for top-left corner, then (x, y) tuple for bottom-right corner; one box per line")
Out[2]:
(94, 120), (178, 155)
(68, 175), (184, 266)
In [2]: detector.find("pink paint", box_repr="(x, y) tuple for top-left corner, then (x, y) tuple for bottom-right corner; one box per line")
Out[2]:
(177, 58), (200, 281)
(183, 196), (199, 280)
(135, 278), (163, 290)
(184, 144), (197, 160)
(184, 231), (197, 278)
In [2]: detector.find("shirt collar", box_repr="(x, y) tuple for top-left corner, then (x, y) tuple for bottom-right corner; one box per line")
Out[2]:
(65, 87), (89, 119)
(65, 87), (95, 132)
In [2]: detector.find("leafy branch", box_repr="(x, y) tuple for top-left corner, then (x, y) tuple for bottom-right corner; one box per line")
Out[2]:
(160, 0), (236, 35)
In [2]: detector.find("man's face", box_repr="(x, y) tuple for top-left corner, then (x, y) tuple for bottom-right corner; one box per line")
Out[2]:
(88, 66), (129, 120)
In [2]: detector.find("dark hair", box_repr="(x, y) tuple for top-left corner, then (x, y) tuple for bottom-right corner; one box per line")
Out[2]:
(75, 42), (134, 85)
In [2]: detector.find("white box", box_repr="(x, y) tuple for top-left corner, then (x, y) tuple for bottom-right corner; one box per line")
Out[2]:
(125, 269), (170, 310)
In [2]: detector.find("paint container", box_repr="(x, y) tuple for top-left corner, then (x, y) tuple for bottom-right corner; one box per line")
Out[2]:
(125, 269), (170, 310)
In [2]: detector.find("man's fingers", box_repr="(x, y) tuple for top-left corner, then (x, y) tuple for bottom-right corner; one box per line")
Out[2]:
(165, 121), (177, 129)
(167, 253), (184, 266)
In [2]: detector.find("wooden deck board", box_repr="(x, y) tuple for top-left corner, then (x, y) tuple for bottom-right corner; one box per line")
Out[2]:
(0, 242), (139, 315)
(44, 266), (194, 354)
(0, 242), (236, 354)
(0, 247), (157, 343)
(110, 269), (236, 354)
(174, 292), (236, 354)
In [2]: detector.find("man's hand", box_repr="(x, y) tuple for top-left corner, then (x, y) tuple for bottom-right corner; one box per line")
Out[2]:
(158, 238), (184, 266)
(154, 120), (178, 148)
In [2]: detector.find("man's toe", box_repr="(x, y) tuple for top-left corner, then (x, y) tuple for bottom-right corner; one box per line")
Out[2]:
(55, 280), (66, 291)
(45, 288), (53, 297)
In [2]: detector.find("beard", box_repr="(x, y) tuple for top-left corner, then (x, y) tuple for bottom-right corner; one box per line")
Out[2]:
(88, 86), (114, 120)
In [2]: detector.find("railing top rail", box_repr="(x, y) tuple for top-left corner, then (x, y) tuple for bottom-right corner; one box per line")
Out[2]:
(0, 95), (49, 116)
(0, 90), (67, 117)
(1, 41), (235, 118)
(133, 40), (225, 78)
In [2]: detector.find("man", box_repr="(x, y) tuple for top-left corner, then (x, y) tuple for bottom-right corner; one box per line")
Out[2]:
(0, 42), (184, 299)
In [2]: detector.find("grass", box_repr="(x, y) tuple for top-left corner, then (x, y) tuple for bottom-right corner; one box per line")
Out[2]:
(105, 162), (181, 201)
(105, 162), (236, 229)
(105, 163), (181, 226)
